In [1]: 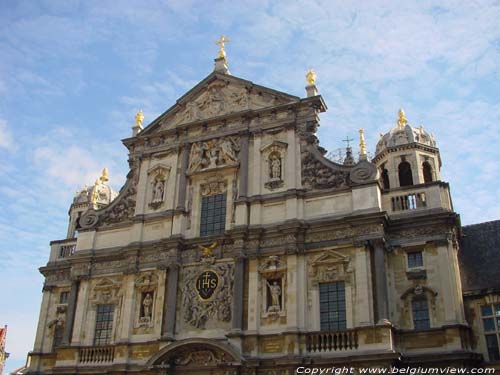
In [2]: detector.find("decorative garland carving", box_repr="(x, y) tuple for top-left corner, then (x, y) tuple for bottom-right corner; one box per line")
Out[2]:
(301, 145), (378, 190)
(181, 263), (234, 328)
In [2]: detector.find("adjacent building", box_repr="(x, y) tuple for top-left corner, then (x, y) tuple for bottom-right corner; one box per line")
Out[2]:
(27, 44), (498, 374)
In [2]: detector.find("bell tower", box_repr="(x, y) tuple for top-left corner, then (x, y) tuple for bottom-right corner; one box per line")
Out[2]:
(372, 109), (441, 190)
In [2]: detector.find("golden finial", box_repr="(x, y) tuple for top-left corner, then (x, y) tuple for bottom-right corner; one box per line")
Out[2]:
(397, 108), (408, 129)
(306, 68), (316, 86)
(100, 167), (109, 183)
(135, 109), (144, 127)
(359, 129), (367, 156)
(215, 35), (230, 59)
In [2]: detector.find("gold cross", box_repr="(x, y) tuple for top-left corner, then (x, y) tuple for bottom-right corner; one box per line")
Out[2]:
(215, 35), (230, 58)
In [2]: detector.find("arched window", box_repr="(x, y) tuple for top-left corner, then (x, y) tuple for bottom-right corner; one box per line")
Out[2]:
(422, 161), (433, 183)
(381, 168), (390, 190)
(411, 296), (430, 330)
(398, 161), (413, 187)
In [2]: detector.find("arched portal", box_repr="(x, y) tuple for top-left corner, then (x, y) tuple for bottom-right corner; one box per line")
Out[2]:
(148, 338), (242, 374)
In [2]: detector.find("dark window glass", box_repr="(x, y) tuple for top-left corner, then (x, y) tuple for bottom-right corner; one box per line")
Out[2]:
(407, 251), (423, 269)
(53, 325), (64, 350)
(381, 168), (390, 190)
(319, 282), (346, 331)
(486, 335), (500, 361)
(412, 297), (430, 330)
(200, 193), (226, 237)
(481, 304), (500, 361)
(59, 291), (69, 304)
(422, 161), (433, 183)
(482, 305), (493, 316)
(483, 318), (496, 332)
(398, 161), (413, 187)
(94, 304), (114, 346)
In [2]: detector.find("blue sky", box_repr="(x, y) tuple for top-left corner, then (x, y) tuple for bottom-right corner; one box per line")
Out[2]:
(0, 0), (499, 372)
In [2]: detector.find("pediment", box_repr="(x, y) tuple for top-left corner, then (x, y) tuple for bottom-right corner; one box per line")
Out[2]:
(141, 72), (299, 135)
(311, 250), (350, 266)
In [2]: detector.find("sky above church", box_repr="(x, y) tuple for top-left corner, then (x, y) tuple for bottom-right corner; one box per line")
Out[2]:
(0, 0), (499, 371)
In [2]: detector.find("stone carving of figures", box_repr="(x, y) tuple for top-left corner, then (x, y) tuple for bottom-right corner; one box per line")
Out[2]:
(202, 87), (224, 116)
(219, 138), (238, 164)
(142, 293), (153, 318)
(152, 179), (164, 202)
(208, 146), (219, 168)
(266, 280), (282, 311)
(188, 142), (204, 172)
(270, 154), (281, 180)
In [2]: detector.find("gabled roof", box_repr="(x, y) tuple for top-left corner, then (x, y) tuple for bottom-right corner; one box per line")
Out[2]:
(459, 219), (500, 294)
(139, 71), (301, 136)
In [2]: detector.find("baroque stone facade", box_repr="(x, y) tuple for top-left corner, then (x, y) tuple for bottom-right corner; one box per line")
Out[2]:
(27, 53), (495, 375)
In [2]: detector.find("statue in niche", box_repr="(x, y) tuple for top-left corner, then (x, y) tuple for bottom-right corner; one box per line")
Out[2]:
(270, 154), (282, 180)
(141, 292), (153, 320)
(266, 280), (282, 312)
(152, 179), (165, 202)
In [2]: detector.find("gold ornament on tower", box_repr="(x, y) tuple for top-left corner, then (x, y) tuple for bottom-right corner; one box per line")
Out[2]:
(306, 68), (316, 85)
(198, 242), (218, 258)
(100, 167), (109, 183)
(397, 108), (408, 129)
(135, 110), (144, 127)
(215, 35), (230, 59)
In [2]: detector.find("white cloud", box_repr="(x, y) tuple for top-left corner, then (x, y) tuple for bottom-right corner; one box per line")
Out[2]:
(0, 119), (15, 152)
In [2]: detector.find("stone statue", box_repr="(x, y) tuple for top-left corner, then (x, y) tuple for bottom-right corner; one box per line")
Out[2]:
(152, 179), (164, 202)
(142, 293), (153, 319)
(270, 154), (281, 180)
(266, 280), (282, 311)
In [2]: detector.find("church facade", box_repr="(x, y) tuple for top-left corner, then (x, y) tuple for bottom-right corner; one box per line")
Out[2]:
(27, 46), (492, 374)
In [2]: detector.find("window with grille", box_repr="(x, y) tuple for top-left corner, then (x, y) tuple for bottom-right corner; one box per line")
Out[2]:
(412, 297), (430, 330)
(407, 251), (423, 269)
(94, 304), (114, 346)
(200, 193), (226, 237)
(481, 303), (500, 361)
(319, 282), (346, 331)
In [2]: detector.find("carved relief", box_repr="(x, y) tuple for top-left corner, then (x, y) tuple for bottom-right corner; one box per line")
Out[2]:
(302, 149), (350, 190)
(309, 250), (353, 286)
(188, 137), (240, 173)
(148, 164), (170, 210)
(200, 176), (228, 197)
(306, 224), (382, 243)
(89, 277), (123, 305)
(181, 263), (234, 328)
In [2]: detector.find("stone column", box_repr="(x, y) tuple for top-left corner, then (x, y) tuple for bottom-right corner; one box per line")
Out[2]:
(62, 280), (80, 345)
(232, 254), (246, 331)
(238, 133), (249, 198)
(162, 264), (179, 340)
(176, 145), (190, 210)
(371, 240), (389, 324)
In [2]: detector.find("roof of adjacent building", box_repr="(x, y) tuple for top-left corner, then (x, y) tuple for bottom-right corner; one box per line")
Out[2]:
(459, 219), (500, 294)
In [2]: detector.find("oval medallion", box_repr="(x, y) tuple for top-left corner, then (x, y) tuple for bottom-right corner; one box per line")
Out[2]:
(195, 270), (219, 300)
